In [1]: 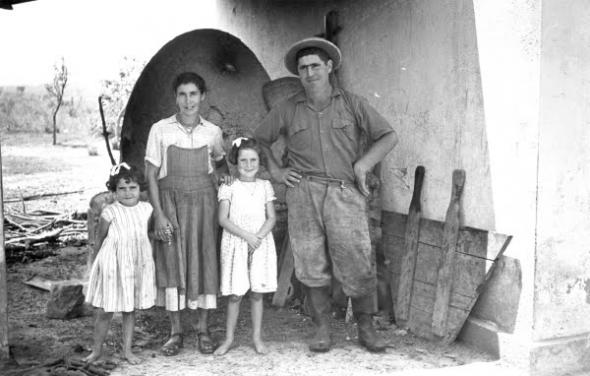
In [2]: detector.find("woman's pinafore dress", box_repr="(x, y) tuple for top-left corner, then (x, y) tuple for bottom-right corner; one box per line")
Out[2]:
(153, 145), (218, 303)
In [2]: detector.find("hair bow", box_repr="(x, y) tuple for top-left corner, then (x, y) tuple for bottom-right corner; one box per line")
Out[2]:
(110, 162), (131, 176)
(232, 137), (248, 148)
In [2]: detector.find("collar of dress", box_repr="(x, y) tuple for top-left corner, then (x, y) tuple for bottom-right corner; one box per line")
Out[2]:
(174, 115), (203, 135)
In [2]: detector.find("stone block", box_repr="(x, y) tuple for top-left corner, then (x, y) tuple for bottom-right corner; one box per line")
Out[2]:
(46, 282), (85, 319)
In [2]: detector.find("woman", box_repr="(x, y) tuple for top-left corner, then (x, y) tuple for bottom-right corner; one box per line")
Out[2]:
(145, 72), (229, 356)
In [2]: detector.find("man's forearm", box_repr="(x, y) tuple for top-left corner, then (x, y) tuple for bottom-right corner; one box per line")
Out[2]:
(260, 144), (282, 177)
(357, 131), (398, 170)
(215, 157), (229, 174)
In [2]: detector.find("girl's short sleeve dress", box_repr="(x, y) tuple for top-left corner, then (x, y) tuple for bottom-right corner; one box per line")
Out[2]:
(218, 179), (277, 296)
(85, 201), (156, 312)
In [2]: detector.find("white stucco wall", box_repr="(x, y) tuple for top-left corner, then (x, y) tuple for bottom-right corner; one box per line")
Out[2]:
(216, 0), (336, 80)
(471, 0), (541, 345)
(535, 0), (590, 340)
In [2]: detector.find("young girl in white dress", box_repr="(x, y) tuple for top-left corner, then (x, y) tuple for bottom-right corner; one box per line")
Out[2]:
(214, 137), (277, 355)
(84, 163), (156, 364)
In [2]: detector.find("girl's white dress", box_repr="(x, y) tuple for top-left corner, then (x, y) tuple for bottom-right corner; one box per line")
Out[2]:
(85, 201), (156, 312)
(218, 179), (277, 296)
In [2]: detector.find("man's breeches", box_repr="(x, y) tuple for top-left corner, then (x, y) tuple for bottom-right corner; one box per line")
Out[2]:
(286, 178), (376, 297)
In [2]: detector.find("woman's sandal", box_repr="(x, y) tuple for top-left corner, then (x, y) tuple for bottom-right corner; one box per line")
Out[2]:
(161, 333), (183, 356)
(197, 331), (216, 354)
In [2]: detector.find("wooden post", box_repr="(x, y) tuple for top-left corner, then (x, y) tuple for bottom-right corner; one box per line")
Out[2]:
(0, 142), (9, 360)
(432, 169), (466, 337)
(272, 234), (295, 307)
(396, 166), (425, 322)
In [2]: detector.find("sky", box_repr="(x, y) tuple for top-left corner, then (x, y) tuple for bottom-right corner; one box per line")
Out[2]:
(0, 0), (219, 95)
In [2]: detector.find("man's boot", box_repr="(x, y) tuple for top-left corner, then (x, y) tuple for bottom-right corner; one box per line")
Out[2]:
(306, 286), (332, 352)
(352, 295), (387, 352)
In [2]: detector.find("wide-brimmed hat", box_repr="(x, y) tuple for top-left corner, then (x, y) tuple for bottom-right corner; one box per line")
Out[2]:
(284, 37), (342, 75)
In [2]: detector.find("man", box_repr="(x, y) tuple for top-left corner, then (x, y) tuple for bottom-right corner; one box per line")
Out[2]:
(255, 37), (398, 353)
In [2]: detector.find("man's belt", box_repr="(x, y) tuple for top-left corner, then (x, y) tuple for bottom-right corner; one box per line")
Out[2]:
(300, 173), (352, 190)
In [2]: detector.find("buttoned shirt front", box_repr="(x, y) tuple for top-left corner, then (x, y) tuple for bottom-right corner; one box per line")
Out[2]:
(255, 88), (394, 183)
(145, 115), (225, 179)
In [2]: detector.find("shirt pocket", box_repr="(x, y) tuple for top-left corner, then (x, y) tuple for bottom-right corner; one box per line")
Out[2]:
(331, 116), (358, 146)
(287, 119), (310, 151)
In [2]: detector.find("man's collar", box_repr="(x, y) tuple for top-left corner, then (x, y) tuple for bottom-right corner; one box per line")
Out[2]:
(294, 86), (343, 103)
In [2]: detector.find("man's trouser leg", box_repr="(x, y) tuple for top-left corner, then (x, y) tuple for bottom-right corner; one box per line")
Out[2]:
(305, 285), (332, 352)
(322, 184), (387, 352)
(351, 294), (387, 352)
(287, 181), (334, 352)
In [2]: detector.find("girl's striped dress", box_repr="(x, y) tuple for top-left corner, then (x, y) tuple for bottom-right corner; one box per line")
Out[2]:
(86, 201), (156, 312)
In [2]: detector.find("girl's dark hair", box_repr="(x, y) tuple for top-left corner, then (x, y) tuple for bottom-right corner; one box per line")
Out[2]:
(172, 72), (207, 94)
(228, 137), (264, 165)
(106, 164), (145, 192)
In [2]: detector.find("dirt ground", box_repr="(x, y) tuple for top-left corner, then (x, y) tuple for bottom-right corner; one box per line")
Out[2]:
(1, 132), (525, 376)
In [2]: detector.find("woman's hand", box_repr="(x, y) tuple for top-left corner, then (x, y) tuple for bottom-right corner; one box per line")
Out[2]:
(154, 214), (174, 242)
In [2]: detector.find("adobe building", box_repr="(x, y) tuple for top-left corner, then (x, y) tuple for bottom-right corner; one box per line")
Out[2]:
(210, 1), (589, 375)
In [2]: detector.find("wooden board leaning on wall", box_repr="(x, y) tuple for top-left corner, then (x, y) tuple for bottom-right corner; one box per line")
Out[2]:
(382, 210), (512, 344)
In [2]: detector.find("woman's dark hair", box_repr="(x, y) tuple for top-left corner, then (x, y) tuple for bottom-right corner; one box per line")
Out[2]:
(106, 163), (145, 192)
(228, 137), (265, 165)
(172, 72), (207, 94)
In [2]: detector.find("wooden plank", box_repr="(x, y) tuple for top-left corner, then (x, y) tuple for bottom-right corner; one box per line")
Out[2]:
(410, 280), (473, 313)
(0, 143), (8, 360)
(396, 166), (425, 321)
(432, 169), (466, 337)
(383, 212), (510, 263)
(453, 240), (487, 297)
(444, 235), (513, 343)
(382, 206), (513, 343)
(408, 300), (468, 341)
(24, 275), (54, 291)
(410, 243), (485, 296)
(272, 234), (294, 307)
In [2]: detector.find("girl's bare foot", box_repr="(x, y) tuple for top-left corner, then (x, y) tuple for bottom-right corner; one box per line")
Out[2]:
(83, 350), (102, 364)
(253, 338), (268, 355)
(214, 339), (234, 356)
(123, 350), (141, 365)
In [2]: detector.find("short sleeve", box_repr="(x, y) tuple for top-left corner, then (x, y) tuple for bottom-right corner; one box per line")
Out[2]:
(218, 183), (232, 202)
(255, 106), (285, 147)
(144, 124), (162, 167)
(210, 126), (226, 161)
(141, 201), (153, 218)
(263, 180), (276, 203)
(354, 95), (395, 142)
(100, 205), (115, 222)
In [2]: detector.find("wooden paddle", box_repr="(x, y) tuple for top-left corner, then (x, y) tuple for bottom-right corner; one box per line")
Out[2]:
(432, 169), (466, 337)
(272, 234), (295, 307)
(395, 165), (425, 323)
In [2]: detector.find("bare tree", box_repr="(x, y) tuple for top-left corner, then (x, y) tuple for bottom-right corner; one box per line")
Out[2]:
(100, 56), (144, 149)
(45, 57), (68, 145)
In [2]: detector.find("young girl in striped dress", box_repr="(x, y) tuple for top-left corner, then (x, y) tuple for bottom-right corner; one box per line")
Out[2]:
(214, 137), (277, 355)
(84, 163), (156, 364)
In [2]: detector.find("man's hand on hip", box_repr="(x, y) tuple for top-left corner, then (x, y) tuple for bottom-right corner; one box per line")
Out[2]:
(272, 167), (302, 187)
(353, 161), (371, 197)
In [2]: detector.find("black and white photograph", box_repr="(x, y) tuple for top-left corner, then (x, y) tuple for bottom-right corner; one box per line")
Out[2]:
(0, 1), (588, 375)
